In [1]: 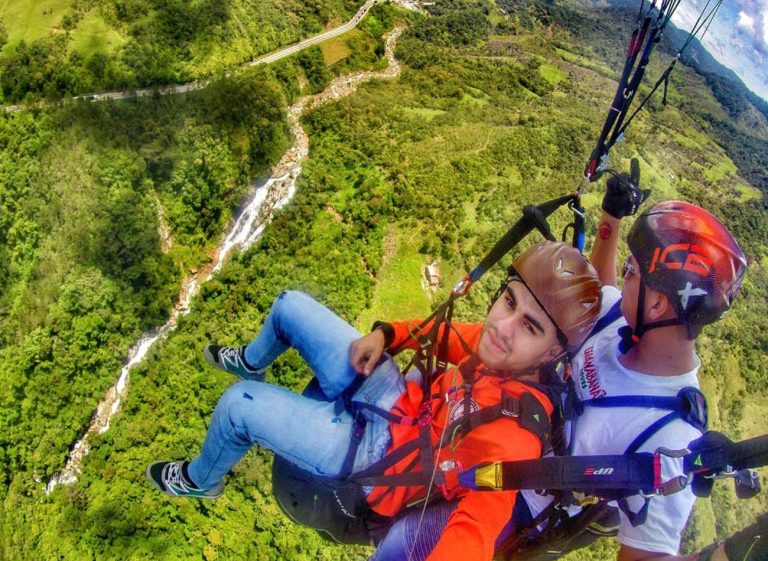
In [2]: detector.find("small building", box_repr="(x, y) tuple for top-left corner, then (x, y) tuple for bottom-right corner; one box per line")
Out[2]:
(424, 261), (440, 289)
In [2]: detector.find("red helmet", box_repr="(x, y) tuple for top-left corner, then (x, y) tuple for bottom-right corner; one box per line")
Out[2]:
(510, 241), (602, 352)
(627, 201), (747, 329)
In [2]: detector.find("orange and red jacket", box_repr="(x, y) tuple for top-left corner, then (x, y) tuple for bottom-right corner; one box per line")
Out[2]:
(366, 319), (554, 561)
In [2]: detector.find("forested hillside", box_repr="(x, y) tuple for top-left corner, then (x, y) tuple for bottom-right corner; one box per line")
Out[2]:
(0, 0), (765, 559)
(0, 0), (365, 102)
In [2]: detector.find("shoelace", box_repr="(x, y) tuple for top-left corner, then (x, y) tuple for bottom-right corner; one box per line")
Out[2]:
(220, 346), (257, 373)
(220, 347), (242, 362)
(164, 463), (194, 494)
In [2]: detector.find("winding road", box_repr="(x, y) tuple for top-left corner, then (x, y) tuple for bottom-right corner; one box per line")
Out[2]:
(4, 0), (388, 112)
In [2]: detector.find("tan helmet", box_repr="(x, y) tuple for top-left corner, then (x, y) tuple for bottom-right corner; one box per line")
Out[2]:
(509, 241), (602, 352)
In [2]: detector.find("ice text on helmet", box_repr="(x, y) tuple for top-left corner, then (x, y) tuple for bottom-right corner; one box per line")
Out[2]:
(649, 244), (713, 276)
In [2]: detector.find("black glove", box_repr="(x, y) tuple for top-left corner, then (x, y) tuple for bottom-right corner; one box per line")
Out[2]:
(601, 159), (650, 219)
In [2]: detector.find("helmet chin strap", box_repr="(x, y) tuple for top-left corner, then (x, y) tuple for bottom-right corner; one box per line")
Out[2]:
(619, 282), (685, 354)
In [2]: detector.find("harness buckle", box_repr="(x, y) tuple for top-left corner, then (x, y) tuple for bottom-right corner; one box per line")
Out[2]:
(597, 153), (609, 174)
(452, 277), (472, 297)
(651, 446), (692, 496)
(439, 459), (462, 472)
(654, 446), (690, 458)
(567, 200), (586, 218)
(439, 460), (463, 500)
(501, 398), (520, 418)
(416, 335), (432, 351)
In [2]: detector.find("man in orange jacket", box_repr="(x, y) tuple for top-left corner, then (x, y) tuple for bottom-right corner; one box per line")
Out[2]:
(147, 241), (602, 561)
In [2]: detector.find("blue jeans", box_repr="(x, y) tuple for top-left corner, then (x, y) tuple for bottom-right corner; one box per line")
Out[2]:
(187, 291), (406, 489)
(370, 497), (533, 561)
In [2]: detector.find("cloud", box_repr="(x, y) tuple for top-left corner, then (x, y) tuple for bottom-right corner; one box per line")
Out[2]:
(737, 11), (755, 30)
(669, 0), (768, 100)
(734, 0), (768, 53)
(671, 3), (700, 30)
(764, 7), (768, 44)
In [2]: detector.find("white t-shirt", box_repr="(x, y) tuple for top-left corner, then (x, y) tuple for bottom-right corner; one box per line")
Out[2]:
(522, 285), (702, 555)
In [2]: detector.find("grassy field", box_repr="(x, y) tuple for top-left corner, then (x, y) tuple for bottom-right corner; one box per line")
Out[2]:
(0, 0), (70, 48)
(354, 228), (433, 331)
(402, 106), (448, 120)
(69, 11), (125, 57)
(539, 62), (567, 84)
(702, 158), (737, 183)
(554, 46), (615, 79)
(321, 29), (359, 65)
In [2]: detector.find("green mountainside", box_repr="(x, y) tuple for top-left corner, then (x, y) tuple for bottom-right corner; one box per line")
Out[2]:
(0, 0), (364, 102)
(0, 1), (766, 559)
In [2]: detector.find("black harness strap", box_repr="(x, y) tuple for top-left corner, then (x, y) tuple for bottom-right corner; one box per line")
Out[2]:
(496, 498), (563, 558)
(617, 0), (724, 144)
(458, 355), (481, 438)
(585, 5), (656, 179)
(586, 11), (652, 177)
(338, 375), (370, 478)
(462, 453), (657, 496)
(435, 294), (458, 376)
(499, 500), (619, 561)
(460, 432), (768, 501)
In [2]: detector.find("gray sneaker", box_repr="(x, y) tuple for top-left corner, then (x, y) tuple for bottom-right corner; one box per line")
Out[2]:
(146, 461), (224, 499)
(203, 345), (263, 380)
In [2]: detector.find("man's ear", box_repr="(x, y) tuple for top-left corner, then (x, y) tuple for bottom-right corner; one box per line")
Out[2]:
(645, 287), (674, 321)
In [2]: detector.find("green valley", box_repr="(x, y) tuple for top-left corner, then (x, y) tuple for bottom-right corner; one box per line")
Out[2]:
(0, 0), (765, 560)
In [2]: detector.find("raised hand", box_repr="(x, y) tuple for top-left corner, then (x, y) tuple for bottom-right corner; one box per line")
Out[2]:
(602, 158), (650, 219)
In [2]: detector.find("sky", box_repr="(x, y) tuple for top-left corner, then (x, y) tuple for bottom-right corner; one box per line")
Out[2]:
(671, 0), (768, 101)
